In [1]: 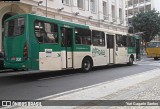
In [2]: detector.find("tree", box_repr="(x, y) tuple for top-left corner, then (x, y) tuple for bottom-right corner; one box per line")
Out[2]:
(132, 10), (160, 42)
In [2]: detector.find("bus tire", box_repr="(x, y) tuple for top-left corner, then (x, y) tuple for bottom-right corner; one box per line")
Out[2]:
(82, 57), (92, 72)
(0, 60), (4, 70)
(154, 57), (158, 60)
(13, 69), (18, 71)
(127, 57), (133, 66)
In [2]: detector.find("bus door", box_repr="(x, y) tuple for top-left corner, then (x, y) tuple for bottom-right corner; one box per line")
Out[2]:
(115, 35), (128, 63)
(107, 34), (115, 64)
(136, 39), (141, 60)
(60, 27), (73, 69)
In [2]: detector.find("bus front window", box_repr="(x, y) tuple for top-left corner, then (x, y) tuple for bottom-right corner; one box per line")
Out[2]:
(5, 17), (25, 37)
(147, 42), (158, 48)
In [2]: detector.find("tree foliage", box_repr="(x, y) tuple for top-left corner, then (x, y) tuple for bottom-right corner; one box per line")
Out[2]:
(132, 10), (160, 42)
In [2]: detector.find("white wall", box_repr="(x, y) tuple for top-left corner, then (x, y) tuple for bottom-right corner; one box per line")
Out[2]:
(152, 0), (160, 12)
(20, 0), (126, 27)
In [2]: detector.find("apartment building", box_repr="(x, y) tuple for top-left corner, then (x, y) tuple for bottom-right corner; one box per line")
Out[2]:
(126, 0), (160, 32)
(0, 0), (127, 51)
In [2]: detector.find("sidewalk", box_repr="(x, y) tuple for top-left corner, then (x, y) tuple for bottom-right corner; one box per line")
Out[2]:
(77, 74), (160, 109)
(6, 68), (160, 109)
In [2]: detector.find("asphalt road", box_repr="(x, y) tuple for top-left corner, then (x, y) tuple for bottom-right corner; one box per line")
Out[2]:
(0, 56), (159, 100)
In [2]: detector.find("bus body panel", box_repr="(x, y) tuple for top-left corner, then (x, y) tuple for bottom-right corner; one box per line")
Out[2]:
(146, 48), (160, 58)
(73, 52), (92, 69)
(115, 47), (128, 64)
(92, 46), (107, 66)
(39, 51), (61, 70)
(4, 36), (25, 63)
(146, 41), (160, 59)
(4, 15), (32, 70)
(3, 14), (140, 71)
(28, 15), (40, 70)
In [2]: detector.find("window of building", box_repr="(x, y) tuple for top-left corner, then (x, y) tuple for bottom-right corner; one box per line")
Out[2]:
(92, 30), (105, 46)
(90, 0), (96, 13)
(75, 28), (91, 45)
(34, 20), (58, 43)
(112, 5), (116, 20)
(103, 1), (108, 19)
(77, 0), (84, 9)
(119, 8), (123, 21)
(62, 0), (70, 5)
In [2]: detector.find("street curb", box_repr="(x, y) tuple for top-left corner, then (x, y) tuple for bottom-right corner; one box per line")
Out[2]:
(37, 68), (160, 101)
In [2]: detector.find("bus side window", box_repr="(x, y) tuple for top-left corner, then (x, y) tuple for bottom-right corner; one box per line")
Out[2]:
(44, 22), (58, 43)
(34, 20), (58, 43)
(122, 35), (127, 47)
(116, 34), (126, 47)
(75, 28), (91, 45)
(34, 21), (45, 43)
(92, 30), (105, 46)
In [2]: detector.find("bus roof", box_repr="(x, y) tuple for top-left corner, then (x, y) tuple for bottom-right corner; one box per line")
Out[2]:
(4, 14), (89, 29)
(5, 13), (128, 35)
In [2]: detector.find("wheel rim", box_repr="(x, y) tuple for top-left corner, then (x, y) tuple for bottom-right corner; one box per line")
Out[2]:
(129, 58), (133, 63)
(84, 60), (91, 71)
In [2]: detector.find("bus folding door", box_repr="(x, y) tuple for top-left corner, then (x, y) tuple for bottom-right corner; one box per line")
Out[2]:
(60, 27), (73, 69)
(107, 34), (115, 64)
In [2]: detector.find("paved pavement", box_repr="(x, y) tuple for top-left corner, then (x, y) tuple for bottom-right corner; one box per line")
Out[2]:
(8, 67), (160, 109)
(2, 56), (160, 109)
(1, 61), (157, 100)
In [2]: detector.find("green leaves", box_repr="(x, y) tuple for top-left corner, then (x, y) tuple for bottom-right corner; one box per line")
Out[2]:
(132, 10), (160, 42)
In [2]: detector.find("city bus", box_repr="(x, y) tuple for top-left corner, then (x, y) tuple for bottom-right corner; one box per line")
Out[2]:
(3, 14), (140, 72)
(146, 41), (160, 60)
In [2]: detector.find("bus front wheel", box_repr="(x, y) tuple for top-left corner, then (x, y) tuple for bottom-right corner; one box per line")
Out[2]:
(82, 58), (92, 72)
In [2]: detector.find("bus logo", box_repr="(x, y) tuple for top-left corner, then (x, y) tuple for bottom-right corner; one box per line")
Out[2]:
(92, 48), (105, 57)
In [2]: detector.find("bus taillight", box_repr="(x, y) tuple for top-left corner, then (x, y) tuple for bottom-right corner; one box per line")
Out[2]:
(23, 43), (28, 60)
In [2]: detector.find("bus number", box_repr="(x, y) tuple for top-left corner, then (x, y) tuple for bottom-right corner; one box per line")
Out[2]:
(16, 58), (22, 62)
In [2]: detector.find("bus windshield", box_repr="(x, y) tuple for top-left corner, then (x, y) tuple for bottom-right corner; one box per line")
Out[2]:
(147, 42), (160, 48)
(5, 17), (25, 37)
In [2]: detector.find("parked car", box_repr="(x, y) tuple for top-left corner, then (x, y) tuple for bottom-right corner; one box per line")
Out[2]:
(0, 52), (4, 70)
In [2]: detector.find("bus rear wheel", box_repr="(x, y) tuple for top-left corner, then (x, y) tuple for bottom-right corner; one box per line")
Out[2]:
(82, 58), (92, 72)
(127, 57), (133, 66)
(154, 57), (158, 60)
(13, 69), (18, 71)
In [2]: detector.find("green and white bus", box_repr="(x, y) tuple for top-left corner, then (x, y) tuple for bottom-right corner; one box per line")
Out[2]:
(3, 14), (140, 72)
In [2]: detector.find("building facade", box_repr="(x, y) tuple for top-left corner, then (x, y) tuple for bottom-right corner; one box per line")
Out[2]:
(0, 0), (127, 51)
(126, 0), (160, 33)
